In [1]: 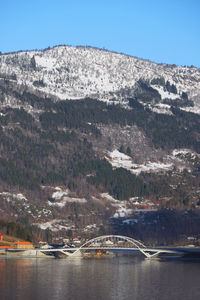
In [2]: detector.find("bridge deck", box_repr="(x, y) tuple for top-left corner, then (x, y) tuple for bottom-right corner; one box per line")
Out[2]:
(41, 246), (200, 255)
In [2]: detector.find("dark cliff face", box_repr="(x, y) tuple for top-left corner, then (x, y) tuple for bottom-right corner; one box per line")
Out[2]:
(0, 46), (200, 243)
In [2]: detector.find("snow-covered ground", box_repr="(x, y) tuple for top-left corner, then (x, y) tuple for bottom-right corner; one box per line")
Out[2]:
(172, 148), (199, 159)
(83, 224), (97, 232)
(172, 149), (193, 156)
(150, 103), (173, 115)
(105, 149), (173, 175)
(101, 193), (119, 202)
(48, 187), (87, 207)
(51, 187), (69, 200)
(152, 85), (179, 100)
(101, 192), (134, 218)
(0, 192), (27, 202)
(35, 219), (71, 231)
(181, 104), (200, 115)
(0, 45), (200, 110)
(34, 55), (56, 70)
(171, 149), (200, 167)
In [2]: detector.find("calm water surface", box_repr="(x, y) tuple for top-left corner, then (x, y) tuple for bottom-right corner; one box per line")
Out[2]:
(0, 256), (200, 300)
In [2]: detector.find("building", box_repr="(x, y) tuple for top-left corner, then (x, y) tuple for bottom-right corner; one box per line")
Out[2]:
(14, 241), (34, 249)
(104, 240), (114, 246)
(0, 246), (14, 249)
(0, 234), (3, 241)
(73, 237), (81, 244)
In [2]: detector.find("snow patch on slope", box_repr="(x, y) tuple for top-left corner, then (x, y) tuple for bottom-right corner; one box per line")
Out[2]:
(0, 192), (27, 202)
(150, 103), (173, 115)
(105, 149), (173, 174)
(152, 85), (179, 100)
(36, 219), (71, 231)
(172, 149), (200, 159)
(100, 192), (133, 218)
(52, 187), (69, 200)
(180, 104), (200, 115)
(48, 187), (87, 207)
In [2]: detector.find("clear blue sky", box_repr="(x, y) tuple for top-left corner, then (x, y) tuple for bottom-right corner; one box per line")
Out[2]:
(1, 0), (200, 67)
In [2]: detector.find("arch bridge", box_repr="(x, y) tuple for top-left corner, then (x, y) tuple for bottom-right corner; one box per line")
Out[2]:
(42, 235), (183, 259)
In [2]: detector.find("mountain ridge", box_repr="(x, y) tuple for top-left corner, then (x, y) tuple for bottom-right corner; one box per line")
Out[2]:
(1, 44), (200, 68)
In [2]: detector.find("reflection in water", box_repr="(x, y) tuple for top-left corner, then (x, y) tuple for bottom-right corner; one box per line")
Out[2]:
(0, 256), (200, 300)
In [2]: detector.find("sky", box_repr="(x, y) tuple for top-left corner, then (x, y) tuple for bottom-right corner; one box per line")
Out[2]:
(0, 0), (200, 67)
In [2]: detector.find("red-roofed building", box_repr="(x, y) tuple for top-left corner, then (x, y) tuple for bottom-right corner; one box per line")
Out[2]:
(0, 234), (3, 241)
(73, 237), (81, 244)
(14, 241), (34, 249)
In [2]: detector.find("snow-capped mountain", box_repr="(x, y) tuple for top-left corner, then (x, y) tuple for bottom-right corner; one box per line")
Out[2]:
(0, 45), (200, 113)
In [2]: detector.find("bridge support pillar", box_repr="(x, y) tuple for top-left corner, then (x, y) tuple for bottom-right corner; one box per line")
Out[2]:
(71, 249), (82, 257)
(140, 249), (161, 259)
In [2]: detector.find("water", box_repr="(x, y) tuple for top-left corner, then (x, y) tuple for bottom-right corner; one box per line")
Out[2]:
(0, 256), (200, 300)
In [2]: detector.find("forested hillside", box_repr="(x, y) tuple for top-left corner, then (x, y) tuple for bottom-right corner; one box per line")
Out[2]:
(0, 46), (200, 245)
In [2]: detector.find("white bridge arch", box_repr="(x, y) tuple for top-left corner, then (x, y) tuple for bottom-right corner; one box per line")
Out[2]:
(79, 235), (146, 251)
(70, 235), (154, 258)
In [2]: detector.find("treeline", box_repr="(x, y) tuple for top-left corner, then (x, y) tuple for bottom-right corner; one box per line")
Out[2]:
(88, 159), (147, 200)
(134, 79), (161, 104)
(0, 219), (31, 241)
(88, 159), (176, 200)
